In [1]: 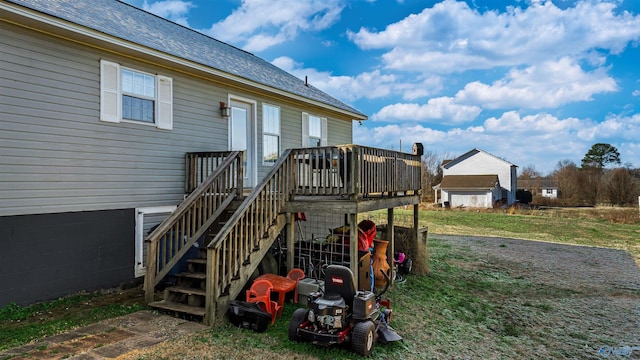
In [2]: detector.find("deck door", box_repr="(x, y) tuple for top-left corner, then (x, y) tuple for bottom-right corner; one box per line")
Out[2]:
(229, 99), (256, 188)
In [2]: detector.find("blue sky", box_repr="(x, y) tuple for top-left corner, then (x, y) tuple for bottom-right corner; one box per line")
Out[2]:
(124, 0), (640, 174)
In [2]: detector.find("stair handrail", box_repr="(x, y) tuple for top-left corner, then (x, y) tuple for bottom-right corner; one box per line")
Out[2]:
(144, 151), (243, 303)
(204, 148), (294, 321)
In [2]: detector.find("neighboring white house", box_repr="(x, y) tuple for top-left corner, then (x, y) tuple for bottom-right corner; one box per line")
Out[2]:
(519, 179), (559, 199)
(434, 148), (518, 208)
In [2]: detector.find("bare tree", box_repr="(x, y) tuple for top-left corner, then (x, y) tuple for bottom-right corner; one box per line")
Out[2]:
(577, 167), (601, 206)
(606, 168), (636, 206)
(421, 150), (452, 202)
(518, 164), (542, 180)
(552, 160), (581, 205)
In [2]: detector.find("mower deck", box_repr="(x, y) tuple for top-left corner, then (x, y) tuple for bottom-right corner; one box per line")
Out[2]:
(295, 321), (351, 345)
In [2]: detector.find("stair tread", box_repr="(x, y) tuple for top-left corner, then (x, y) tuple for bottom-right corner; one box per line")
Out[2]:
(166, 285), (206, 296)
(187, 258), (207, 264)
(149, 300), (206, 317)
(176, 272), (206, 279)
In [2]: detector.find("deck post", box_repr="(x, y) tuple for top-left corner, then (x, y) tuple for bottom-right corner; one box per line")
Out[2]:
(348, 212), (358, 284)
(286, 212), (295, 271)
(144, 239), (158, 303)
(205, 247), (216, 325)
(350, 147), (359, 198)
(387, 208), (394, 285)
(413, 203), (419, 245)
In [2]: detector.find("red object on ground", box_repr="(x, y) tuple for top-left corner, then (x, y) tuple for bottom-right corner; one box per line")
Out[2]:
(357, 220), (376, 251)
(255, 273), (297, 310)
(245, 279), (281, 325)
(286, 268), (306, 303)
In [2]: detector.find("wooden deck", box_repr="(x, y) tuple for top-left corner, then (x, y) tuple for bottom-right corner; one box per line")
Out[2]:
(145, 145), (422, 324)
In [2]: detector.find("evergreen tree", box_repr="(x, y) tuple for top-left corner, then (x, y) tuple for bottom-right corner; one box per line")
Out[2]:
(581, 143), (621, 171)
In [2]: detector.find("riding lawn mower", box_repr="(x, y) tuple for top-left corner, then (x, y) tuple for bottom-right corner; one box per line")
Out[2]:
(288, 264), (402, 356)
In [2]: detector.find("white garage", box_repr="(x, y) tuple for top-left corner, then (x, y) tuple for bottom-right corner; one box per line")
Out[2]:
(449, 191), (492, 208)
(438, 174), (504, 208)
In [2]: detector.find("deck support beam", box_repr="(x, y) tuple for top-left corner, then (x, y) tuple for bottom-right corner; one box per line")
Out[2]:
(387, 208), (394, 285)
(348, 212), (359, 286)
(286, 212), (295, 272)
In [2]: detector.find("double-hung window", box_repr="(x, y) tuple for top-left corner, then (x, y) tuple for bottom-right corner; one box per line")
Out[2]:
(100, 59), (173, 129)
(262, 104), (280, 164)
(302, 112), (327, 147)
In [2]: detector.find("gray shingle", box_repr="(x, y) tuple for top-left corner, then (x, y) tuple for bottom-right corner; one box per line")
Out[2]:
(440, 175), (500, 189)
(6, 0), (366, 118)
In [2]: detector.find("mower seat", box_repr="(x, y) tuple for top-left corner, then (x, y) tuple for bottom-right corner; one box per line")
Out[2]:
(323, 265), (357, 309)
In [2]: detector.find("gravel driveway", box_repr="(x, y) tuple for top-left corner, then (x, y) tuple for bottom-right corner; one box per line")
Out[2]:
(433, 234), (640, 359)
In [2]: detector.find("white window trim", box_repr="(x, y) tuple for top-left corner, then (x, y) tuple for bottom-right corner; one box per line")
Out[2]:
(262, 103), (281, 166)
(302, 112), (327, 147)
(100, 59), (173, 130)
(134, 205), (177, 277)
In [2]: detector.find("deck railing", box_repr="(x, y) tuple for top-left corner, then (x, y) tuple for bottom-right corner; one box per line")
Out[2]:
(185, 151), (236, 194)
(144, 151), (243, 303)
(291, 145), (421, 197)
(205, 149), (295, 322)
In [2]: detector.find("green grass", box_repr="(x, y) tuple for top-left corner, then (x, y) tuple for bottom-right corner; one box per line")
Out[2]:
(368, 207), (640, 259)
(3, 207), (639, 359)
(0, 291), (146, 352)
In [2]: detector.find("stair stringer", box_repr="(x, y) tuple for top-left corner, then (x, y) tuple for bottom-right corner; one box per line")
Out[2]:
(208, 213), (287, 324)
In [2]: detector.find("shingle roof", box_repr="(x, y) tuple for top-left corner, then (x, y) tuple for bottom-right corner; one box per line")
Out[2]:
(518, 179), (558, 189)
(439, 175), (500, 189)
(5, 0), (366, 119)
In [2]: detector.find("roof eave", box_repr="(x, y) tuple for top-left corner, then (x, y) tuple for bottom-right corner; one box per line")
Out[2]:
(1, 1), (367, 120)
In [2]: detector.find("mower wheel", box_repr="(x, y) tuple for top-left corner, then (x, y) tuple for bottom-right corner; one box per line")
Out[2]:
(288, 308), (308, 342)
(351, 320), (376, 356)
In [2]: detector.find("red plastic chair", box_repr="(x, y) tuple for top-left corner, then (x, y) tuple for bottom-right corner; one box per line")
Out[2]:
(246, 279), (281, 324)
(286, 268), (306, 303)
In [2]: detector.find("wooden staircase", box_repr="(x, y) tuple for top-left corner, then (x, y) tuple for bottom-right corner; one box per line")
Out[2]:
(144, 150), (294, 324)
(148, 198), (242, 319)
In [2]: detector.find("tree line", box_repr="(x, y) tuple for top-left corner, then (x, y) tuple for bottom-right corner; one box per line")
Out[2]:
(420, 143), (640, 207)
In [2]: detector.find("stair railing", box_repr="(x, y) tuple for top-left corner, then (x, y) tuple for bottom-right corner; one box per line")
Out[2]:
(185, 152), (235, 194)
(204, 148), (295, 323)
(144, 151), (243, 303)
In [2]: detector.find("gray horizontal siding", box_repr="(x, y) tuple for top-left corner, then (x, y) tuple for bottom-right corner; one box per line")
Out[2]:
(1, 21), (354, 217)
(0, 23), (227, 216)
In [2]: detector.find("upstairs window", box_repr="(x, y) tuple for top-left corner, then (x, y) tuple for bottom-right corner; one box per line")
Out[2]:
(100, 60), (173, 130)
(122, 69), (155, 123)
(262, 104), (280, 164)
(302, 112), (327, 147)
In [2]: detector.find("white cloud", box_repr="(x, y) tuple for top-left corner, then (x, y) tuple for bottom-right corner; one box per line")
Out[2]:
(272, 56), (440, 102)
(141, 0), (194, 26)
(595, 113), (640, 140)
(455, 57), (618, 109)
(372, 97), (482, 124)
(347, 0), (640, 74)
(483, 111), (582, 134)
(633, 90), (640, 97)
(355, 110), (640, 174)
(204, 0), (344, 52)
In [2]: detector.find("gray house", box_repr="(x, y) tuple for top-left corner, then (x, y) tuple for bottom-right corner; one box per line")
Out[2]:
(0, 0), (421, 321)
